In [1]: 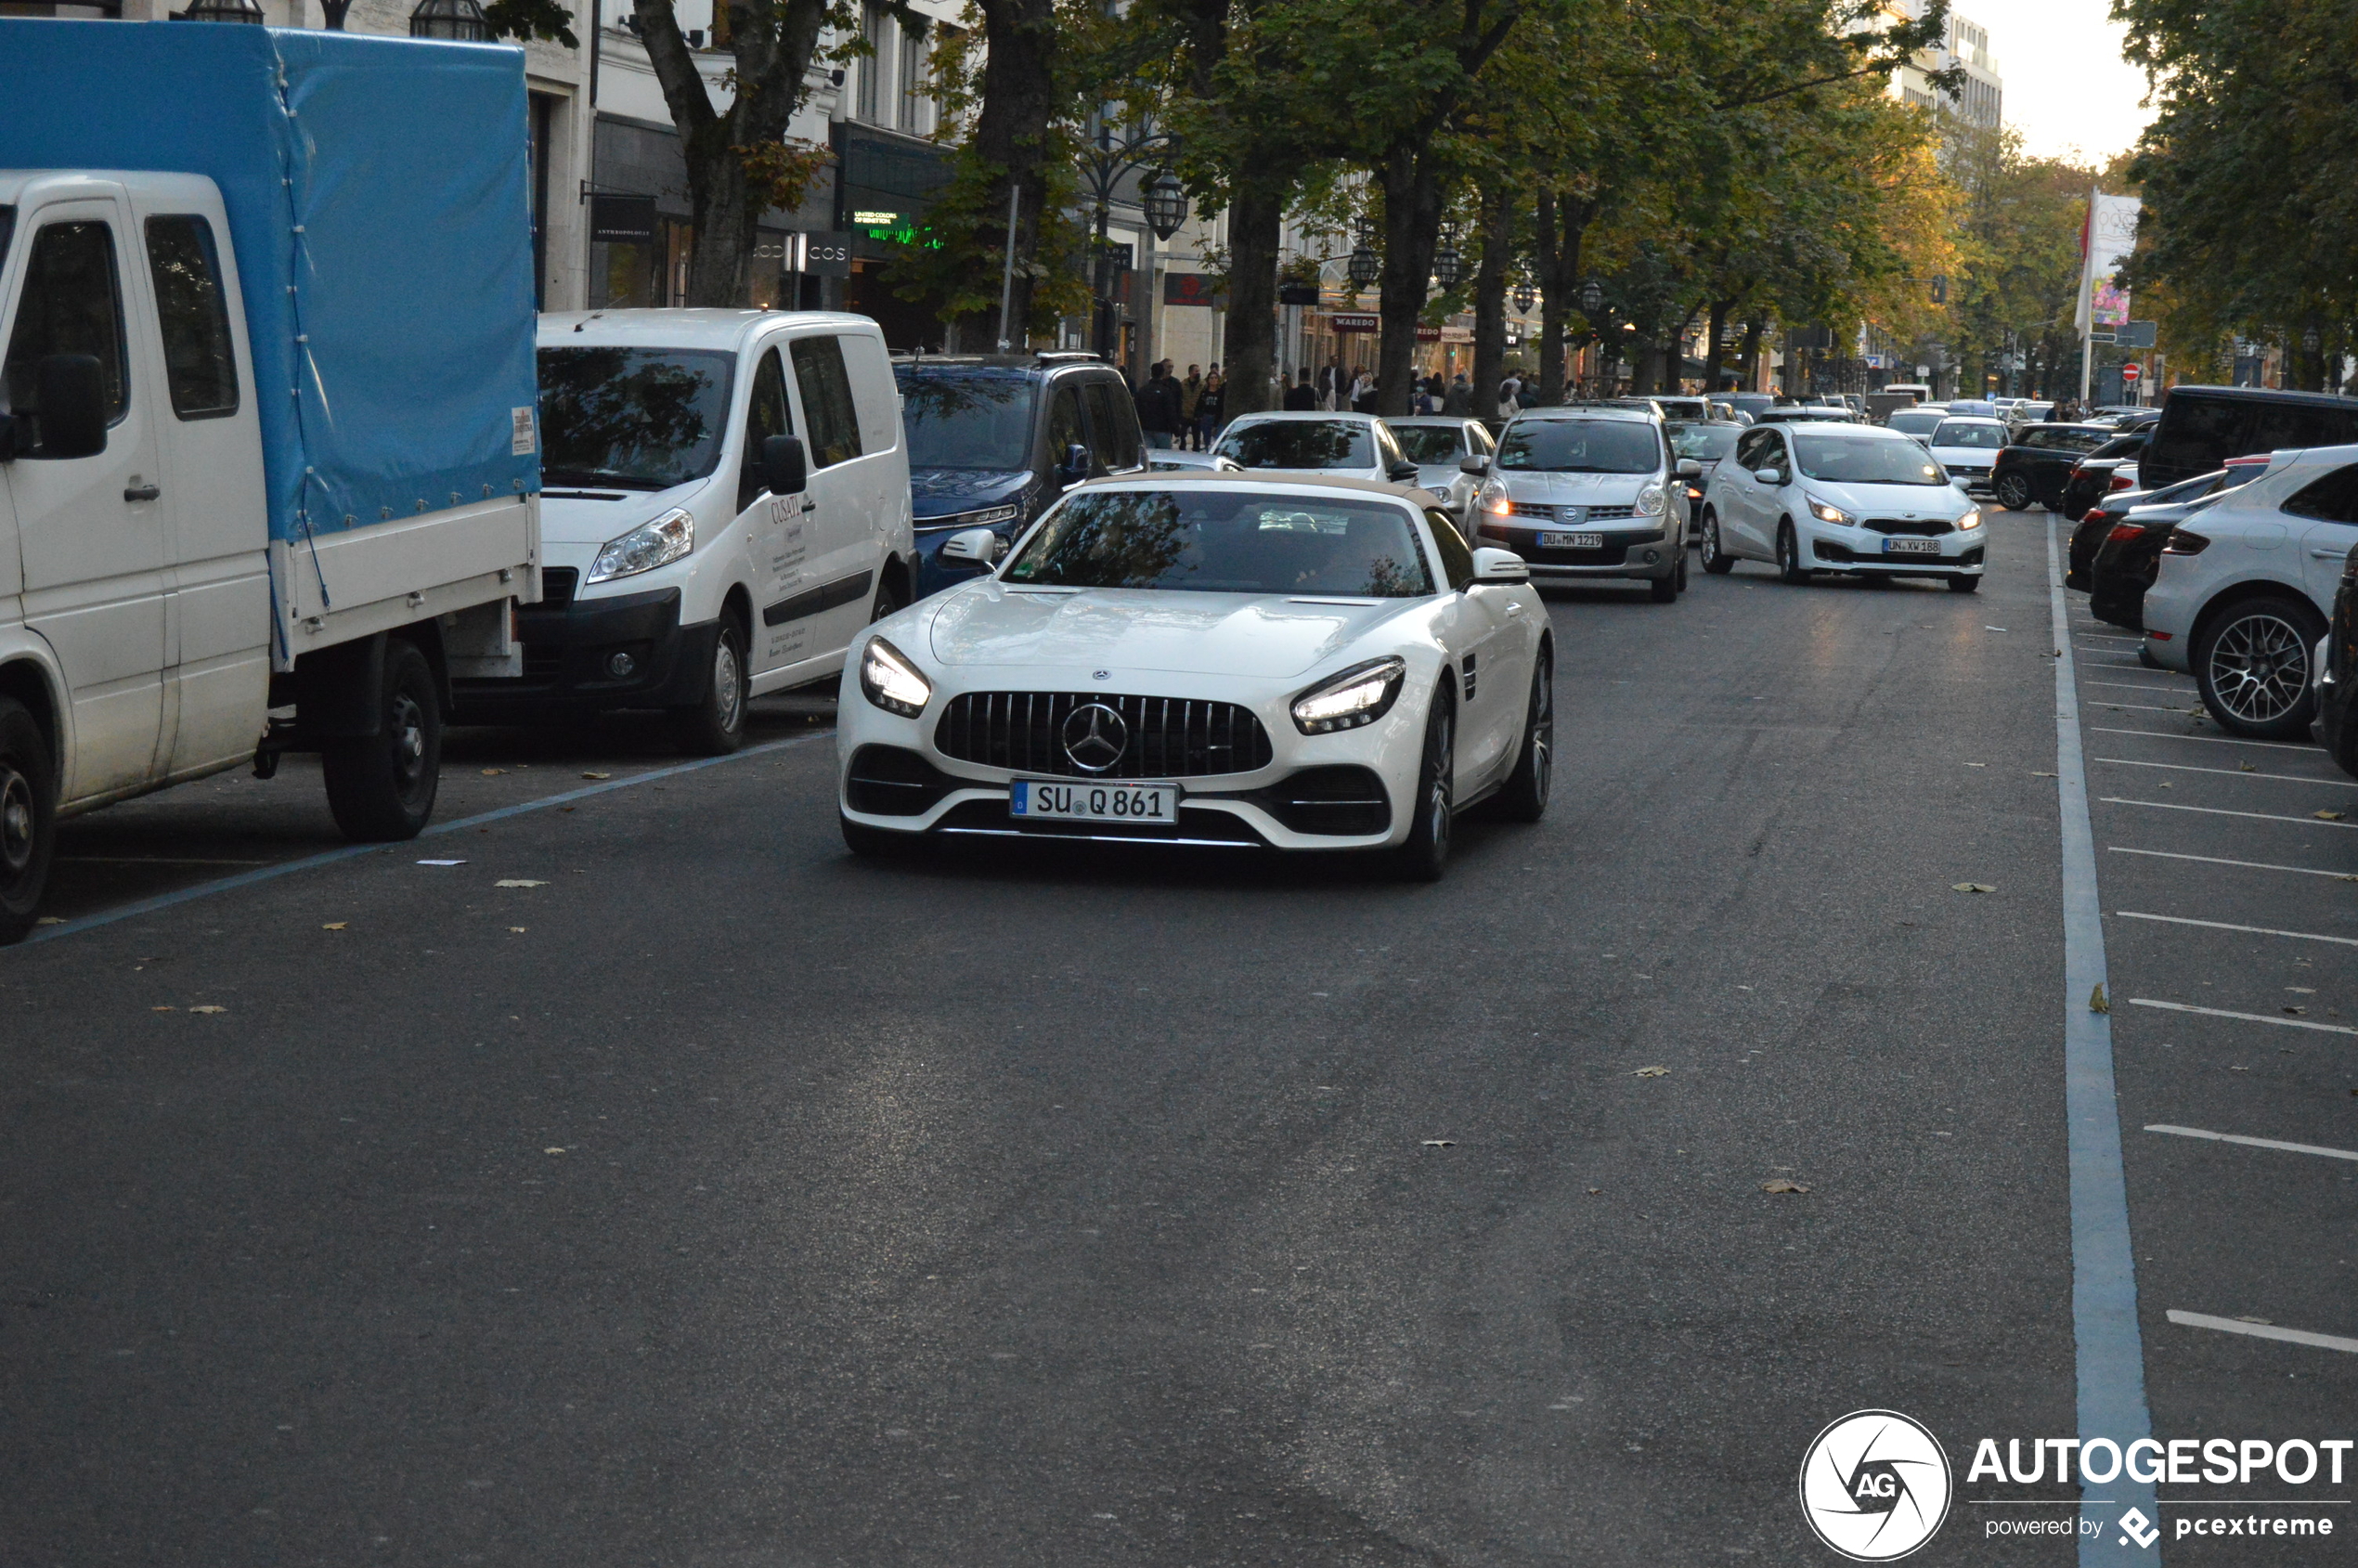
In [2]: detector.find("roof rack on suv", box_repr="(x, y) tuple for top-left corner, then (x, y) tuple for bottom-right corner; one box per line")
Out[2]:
(888, 350), (1107, 369)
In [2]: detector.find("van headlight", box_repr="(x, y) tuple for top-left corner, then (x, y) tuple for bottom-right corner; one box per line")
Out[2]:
(586, 508), (694, 583)
(1291, 656), (1406, 734)
(1636, 482), (1666, 515)
(859, 636), (932, 717)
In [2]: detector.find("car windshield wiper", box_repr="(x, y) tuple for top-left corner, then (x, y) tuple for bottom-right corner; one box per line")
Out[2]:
(542, 468), (674, 491)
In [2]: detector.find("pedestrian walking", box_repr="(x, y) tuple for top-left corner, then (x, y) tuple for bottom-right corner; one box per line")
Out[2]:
(1136, 360), (1184, 449)
(1284, 367), (1318, 410)
(1179, 365), (1204, 450)
(1351, 368), (1377, 413)
(1196, 368), (1224, 447)
(1496, 373), (1521, 420)
(1444, 373), (1472, 416)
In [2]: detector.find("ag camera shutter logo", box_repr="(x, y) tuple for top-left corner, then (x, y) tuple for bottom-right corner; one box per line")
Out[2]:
(1799, 1409), (1953, 1561)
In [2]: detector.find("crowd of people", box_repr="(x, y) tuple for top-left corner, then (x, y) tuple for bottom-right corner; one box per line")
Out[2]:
(1130, 357), (1546, 446)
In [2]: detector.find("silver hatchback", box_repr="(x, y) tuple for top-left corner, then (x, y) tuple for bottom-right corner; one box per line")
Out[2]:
(1469, 406), (1695, 602)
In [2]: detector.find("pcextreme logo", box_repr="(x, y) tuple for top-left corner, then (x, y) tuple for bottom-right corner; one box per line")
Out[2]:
(1799, 1410), (1954, 1561)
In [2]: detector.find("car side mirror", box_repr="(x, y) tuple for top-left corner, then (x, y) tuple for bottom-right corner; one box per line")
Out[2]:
(1677, 458), (1704, 478)
(761, 434), (807, 497)
(1470, 546), (1528, 584)
(1388, 460), (1420, 485)
(34, 353), (107, 460)
(939, 526), (1003, 565)
(1458, 454), (1489, 475)
(1058, 442), (1090, 482)
(1753, 467), (1784, 486)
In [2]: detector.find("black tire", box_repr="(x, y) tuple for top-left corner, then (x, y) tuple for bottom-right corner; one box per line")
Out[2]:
(0, 696), (58, 944)
(840, 813), (908, 857)
(869, 570), (907, 624)
(1491, 653), (1552, 823)
(1776, 521), (1812, 585)
(2194, 593), (2326, 739)
(1994, 472), (2033, 512)
(321, 638), (441, 842)
(1947, 575), (1982, 593)
(1700, 512), (1734, 574)
(1649, 559), (1681, 603)
(668, 614), (749, 757)
(2137, 643), (2162, 670)
(1392, 694), (1454, 883)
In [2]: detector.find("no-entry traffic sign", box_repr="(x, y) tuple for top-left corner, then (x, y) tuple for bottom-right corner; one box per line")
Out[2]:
(2120, 363), (2143, 382)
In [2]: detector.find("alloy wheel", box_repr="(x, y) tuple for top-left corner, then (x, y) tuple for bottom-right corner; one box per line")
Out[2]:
(713, 637), (745, 732)
(2207, 612), (2311, 725)
(0, 765), (32, 878)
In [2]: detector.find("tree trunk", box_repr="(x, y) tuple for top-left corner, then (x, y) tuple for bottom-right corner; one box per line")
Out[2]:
(969, 0), (1060, 338)
(1534, 190), (1589, 407)
(682, 119), (756, 306)
(1738, 317), (1763, 391)
(1221, 178), (1286, 419)
(1471, 181), (1510, 410)
(1702, 298), (1730, 394)
(1374, 145), (1446, 417)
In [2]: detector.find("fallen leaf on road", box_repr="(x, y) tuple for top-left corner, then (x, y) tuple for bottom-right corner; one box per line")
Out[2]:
(494, 879), (548, 888)
(1420, 1139), (1455, 1147)
(544, 1147), (566, 1155)
(1761, 1178), (1810, 1194)
(1985, 627), (2007, 632)
(582, 771), (613, 780)
(2315, 810), (2346, 822)
(1951, 882), (1997, 893)
(188, 1004), (227, 1015)
(2235, 1315), (2273, 1326)
(322, 922), (347, 931)
(2090, 984), (2109, 1014)
(1964, 762), (1987, 768)
(2284, 1006), (2307, 1016)
(481, 769), (504, 776)
(151, 1005), (175, 1012)
(509, 927), (526, 934)
(1634, 1066), (1670, 1078)
(35, 916), (65, 926)
(2031, 771), (2056, 777)
(2238, 762), (2256, 772)
(1587, 1187), (1601, 1195)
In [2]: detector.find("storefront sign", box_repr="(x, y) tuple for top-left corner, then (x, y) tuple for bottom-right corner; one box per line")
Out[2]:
(796, 231), (852, 277)
(1163, 272), (1225, 307)
(589, 193), (658, 245)
(1330, 312), (1380, 332)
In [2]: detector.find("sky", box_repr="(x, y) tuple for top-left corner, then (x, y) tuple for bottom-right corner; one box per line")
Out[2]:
(1963, 0), (2157, 167)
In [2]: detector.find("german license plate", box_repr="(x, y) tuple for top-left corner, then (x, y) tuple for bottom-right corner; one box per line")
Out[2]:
(1882, 537), (1940, 555)
(1539, 531), (1603, 550)
(1010, 779), (1180, 823)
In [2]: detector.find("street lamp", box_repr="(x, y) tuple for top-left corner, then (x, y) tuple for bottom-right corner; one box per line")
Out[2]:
(409, 0), (490, 37)
(1346, 242), (1381, 290)
(1432, 238), (1464, 291)
(1074, 110), (1179, 363)
(1577, 278), (1605, 317)
(1512, 278), (1536, 315)
(1140, 170), (1188, 242)
(185, 0), (265, 19)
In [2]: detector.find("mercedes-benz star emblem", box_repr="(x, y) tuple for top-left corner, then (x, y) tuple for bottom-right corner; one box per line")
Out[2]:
(1061, 702), (1128, 774)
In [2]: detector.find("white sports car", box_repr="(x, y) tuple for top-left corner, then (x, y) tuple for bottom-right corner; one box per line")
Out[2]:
(836, 473), (1554, 878)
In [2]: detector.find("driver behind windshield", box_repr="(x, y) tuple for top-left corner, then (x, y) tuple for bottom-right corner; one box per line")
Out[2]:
(1496, 421), (1658, 473)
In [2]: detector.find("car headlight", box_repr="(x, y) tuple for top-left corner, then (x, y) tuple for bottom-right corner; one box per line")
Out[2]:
(1290, 656), (1406, 734)
(586, 508), (694, 584)
(1479, 480), (1509, 517)
(1957, 508), (1982, 530)
(859, 636), (932, 717)
(1636, 482), (1666, 515)
(1807, 498), (1855, 526)
(959, 503), (1022, 528)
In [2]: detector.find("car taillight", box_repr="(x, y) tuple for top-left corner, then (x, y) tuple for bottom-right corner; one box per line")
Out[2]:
(2106, 473), (2134, 490)
(2164, 529), (2210, 555)
(2106, 523), (2142, 543)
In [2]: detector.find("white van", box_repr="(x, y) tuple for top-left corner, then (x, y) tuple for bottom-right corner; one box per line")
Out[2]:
(455, 310), (916, 752)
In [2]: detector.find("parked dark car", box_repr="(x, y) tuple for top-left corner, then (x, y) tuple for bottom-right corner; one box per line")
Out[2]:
(2082, 459), (2270, 628)
(2141, 383), (2358, 491)
(894, 354), (1147, 596)
(2058, 430), (2151, 520)
(2322, 539), (2358, 779)
(1989, 423), (2114, 511)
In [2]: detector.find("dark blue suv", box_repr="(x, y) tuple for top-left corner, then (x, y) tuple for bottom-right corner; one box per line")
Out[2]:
(895, 354), (1148, 597)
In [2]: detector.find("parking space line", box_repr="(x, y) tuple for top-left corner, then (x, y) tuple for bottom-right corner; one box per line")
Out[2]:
(2117, 911), (2358, 947)
(2092, 702), (2208, 715)
(2104, 797), (2358, 829)
(2084, 681), (2195, 694)
(2096, 757), (2357, 787)
(2165, 1312), (2358, 1354)
(2129, 998), (2358, 1036)
(2092, 728), (2315, 753)
(2046, 518), (2158, 1554)
(2109, 848), (2357, 879)
(2144, 1125), (2358, 1162)
(18, 731), (834, 949)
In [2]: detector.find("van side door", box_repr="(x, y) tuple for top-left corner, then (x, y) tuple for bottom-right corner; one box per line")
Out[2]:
(0, 188), (170, 803)
(737, 345), (810, 673)
(780, 330), (882, 661)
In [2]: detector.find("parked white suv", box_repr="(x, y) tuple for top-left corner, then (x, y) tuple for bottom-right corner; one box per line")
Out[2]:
(1699, 422), (1984, 590)
(461, 310), (917, 753)
(2142, 444), (2358, 737)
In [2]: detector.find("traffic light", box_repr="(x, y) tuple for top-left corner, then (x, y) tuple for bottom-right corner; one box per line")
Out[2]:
(1929, 275), (1948, 305)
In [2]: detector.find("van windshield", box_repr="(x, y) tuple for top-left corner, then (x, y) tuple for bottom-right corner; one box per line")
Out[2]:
(897, 367), (1039, 470)
(538, 346), (734, 490)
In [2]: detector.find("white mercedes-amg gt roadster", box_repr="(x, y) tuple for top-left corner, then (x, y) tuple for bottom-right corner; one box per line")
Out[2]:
(835, 473), (1552, 879)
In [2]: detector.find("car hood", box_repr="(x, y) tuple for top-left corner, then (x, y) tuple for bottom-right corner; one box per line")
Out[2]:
(1416, 463), (1471, 490)
(911, 468), (1034, 520)
(1803, 480), (1971, 517)
(1494, 470), (1652, 499)
(1928, 446), (1996, 466)
(924, 583), (1412, 677)
(538, 477), (712, 548)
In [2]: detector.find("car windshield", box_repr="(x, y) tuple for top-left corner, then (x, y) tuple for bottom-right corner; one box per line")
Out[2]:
(1214, 420), (1373, 470)
(1933, 421), (2005, 449)
(896, 368), (1037, 470)
(1673, 425), (1740, 461)
(1496, 420), (1658, 473)
(1794, 434), (1947, 486)
(2087, 433), (2146, 460)
(1886, 411), (1943, 436)
(1388, 424), (1464, 464)
(538, 346), (735, 489)
(1002, 489), (1435, 597)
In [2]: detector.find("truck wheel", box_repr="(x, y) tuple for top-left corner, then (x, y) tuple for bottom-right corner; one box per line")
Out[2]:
(669, 616), (748, 757)
(0, 696), (58, 943)
(322, 638), (441, 842)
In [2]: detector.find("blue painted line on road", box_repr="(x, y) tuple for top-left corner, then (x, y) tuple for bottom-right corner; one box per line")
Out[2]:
(2049, 518), (2160, 1563)
(19, 730), (832, 950)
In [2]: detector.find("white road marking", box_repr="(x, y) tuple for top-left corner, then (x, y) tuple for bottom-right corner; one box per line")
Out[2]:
(2117, 911), (2358, 947)
(2083, 680), (2196, 694)
(2094, 703), (2209, 715)
(2144, 1124), (2358, 1162)
(2166, 1311), (2358, 1354)
(2102, 797), (2358, 829)
(57, 856), (273, 866)
(2096, 757), (2356, 787)
(2129, 998), (2358, 1035)
(2092, 727), (2317, 753)
(2109, 848), (2357, 879)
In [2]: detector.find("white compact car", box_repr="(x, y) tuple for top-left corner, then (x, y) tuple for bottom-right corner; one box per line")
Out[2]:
(836, 473), (1553, 879)
(2141, 443), (2358, 737)
(1925, 416), (2010, 495)
(1212, 412), (1431, 495)
(1385, 416), (1495, 520)
(1698, 422), (1985, 590)
(460, 310), (916, 753)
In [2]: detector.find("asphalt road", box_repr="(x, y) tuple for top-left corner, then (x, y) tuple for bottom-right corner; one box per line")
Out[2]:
(3, 513), (2350, 1566)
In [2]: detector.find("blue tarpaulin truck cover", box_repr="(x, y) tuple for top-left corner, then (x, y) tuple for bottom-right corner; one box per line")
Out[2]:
(0, 20), (540, 544)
